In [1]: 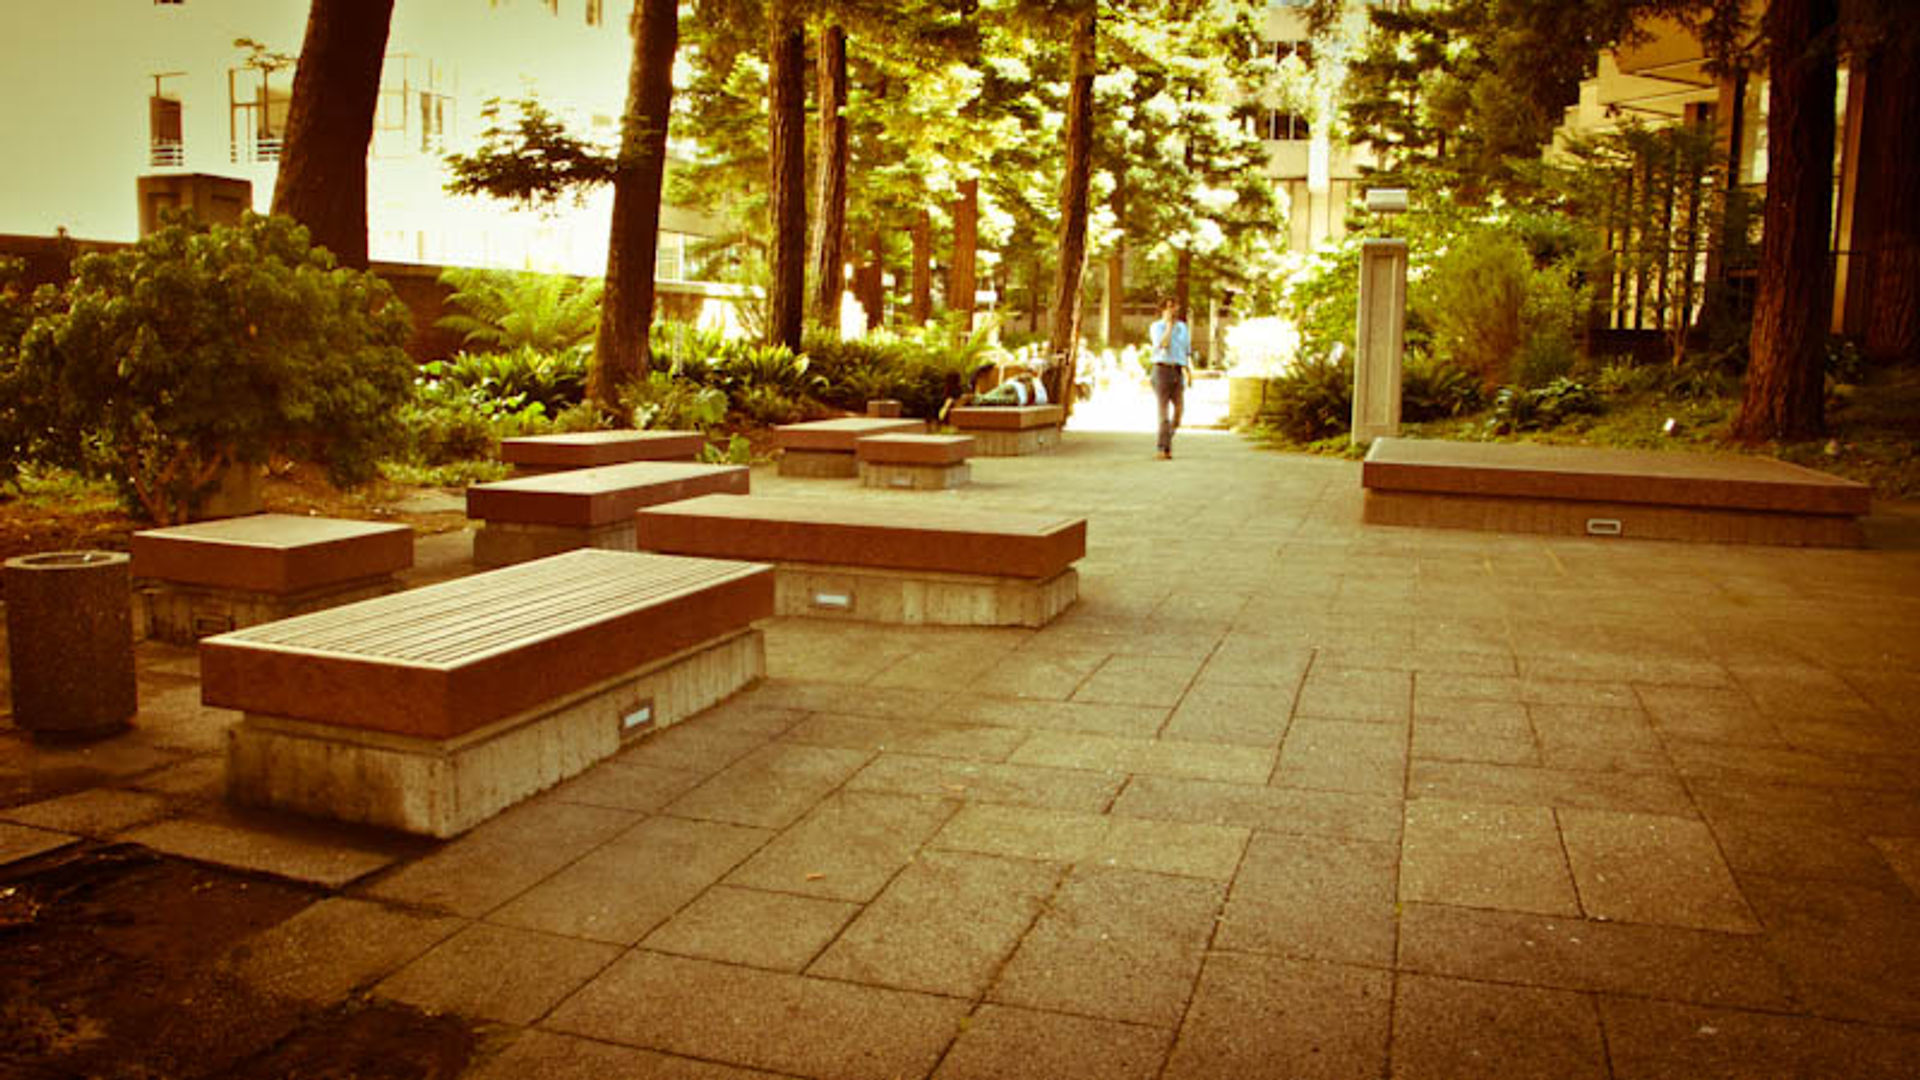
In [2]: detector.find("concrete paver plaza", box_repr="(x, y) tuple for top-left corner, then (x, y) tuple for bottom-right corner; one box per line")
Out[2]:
(5, 426), (1920, 1078)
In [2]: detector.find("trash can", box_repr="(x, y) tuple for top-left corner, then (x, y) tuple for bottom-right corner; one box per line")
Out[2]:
(4, 551), (136, 741)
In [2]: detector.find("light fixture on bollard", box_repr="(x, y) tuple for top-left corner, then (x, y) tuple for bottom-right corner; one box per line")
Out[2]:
(1351, 188), (1409, 448)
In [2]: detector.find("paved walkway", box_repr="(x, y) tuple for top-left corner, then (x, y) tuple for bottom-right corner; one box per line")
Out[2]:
(5, 425), (1920, 1079)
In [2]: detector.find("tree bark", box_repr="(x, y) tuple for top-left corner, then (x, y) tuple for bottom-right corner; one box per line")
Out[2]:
(855, 227), (885, 331)
(767, 3), (808, 352)
(1857, 28), (1920, 365)
(587, 0), (678, 411)
(949, 178), (979, 333)
(911, 207), (933, 324)
(270, 0), (395, 270)
(1734, 0), (1837, 441)
(1046, 7), (1096, 410)
(809, 24), (849, 333)
(1104, 172), (1126, 346)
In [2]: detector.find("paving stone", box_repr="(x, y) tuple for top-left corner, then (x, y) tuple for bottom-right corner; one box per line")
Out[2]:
(124, 812), (412, 889)
(465, 1028), (794, 1080)
(546, 760), (706, 814)
(992, 866), (1223, 1026)
(666, 743), (871, 829)
(1196, 636), (1313, 688)
(1871, 836), (1920, 897)
(1411, 696), (1533, 737)
(745, 679), (952, 722)
(0, 788), (169, 836)
(871, 640), (1024, 691)
(1740, 874), (1920, 1024)
(544, 950), (968, 1080)
(1294, 665), (1412, 723)
(1410, 759), (1694, 815)
(844, 754), (1120, 812)
(932, 803), (1111, 864)
(1161, 953), (1390, 1080)
(726, 790), (956, 901)
(1597, 994), (1920, 1080)
(1215, 831), (1397, 965)
(360, 801), (639, 917)
(1272, 718), (1407, 795)
(643, 885), (858, 972)
(1396, 902), (1791, 1009)
(1389, 974), (1606, 1080)
(1528, 704), (1671, 773)
(1071, 655), (1205, 708)
(1410, 722), (1541, 766)
(1161, 679), (1293, 746)
(617, 722), (768, 776)
(1701, 812), (1903, 885)
(1092, 816), (1251, 880)
(126, 756), (226, 798)
(1634, 684), (1786, 745)
(0, 820), (76, 866)
(227, 896), (464, 1003)
(1557, 808), (1758, 932)
(375, 922), (620, 1025)
(966, 650), (1108, 700)
(810, 850), (1061, 996)
(1009, 731), (1274, 784)
(1518, 653), (1731, 689)
(932, 1004), (1170, 1080)
(941, 697), (1169, 739)
(490, 815), (772, 944)
(1401, 799), (1580, 916)
(780, 714), (1029, 762)
(1111, 774), (1403, 844)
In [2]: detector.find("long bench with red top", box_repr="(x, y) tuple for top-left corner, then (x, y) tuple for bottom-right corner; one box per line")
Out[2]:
(636, 494), (1085, 627)
(466, 460), (750, 568)
(775, 417), (926, 477)
(499, 429), (705, 475)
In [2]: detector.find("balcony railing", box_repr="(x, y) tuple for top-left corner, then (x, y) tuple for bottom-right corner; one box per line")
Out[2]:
(230, 134), (283, 164)
(150, 140), (185, 168)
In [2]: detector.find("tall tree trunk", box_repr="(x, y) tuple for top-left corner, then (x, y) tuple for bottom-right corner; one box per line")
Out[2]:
(1858, 28), (1920, 365)
(767, 2), (807, 352)
(1174, 249), (1192, 324)
(588, 0), (678, 411)
(1046, 7), (1096, 410)
(855, 227), (885, 332)
(809, 24), (849, 333)
(949, 178), (979, 332)
(1734, 0), (1837, 442)
(270, 0), (395, 270)
(911, 207), (933, 324)
(1104, 172), (1126, 346)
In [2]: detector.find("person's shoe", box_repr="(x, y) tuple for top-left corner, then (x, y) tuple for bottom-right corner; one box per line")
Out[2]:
(1156, 450), (1171, 460)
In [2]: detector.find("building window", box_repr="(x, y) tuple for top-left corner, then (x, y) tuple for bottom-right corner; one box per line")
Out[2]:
(228, 66), (292, 163)
(1272, 40), (1313, 67)
(1259, 109), (1311, 141)
(586, 0), (604, 26)
(375, 55), (457, 158)
(150, 73), (185, 167)
(154, 0), (184, 6)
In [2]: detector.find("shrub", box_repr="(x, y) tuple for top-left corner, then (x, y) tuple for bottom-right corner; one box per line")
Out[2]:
(17, 214), (413, 522)
(1400, 352), (1483, 422)
(426, 344), (589, 415)
(436, 266), (601, 354)
(1419, 227), (1589, 392)
(619, 371), (730, 431)
(0, 257), (57, 491)
(1256, 347), (1352, 443)
(1487, 377), (1601, 433)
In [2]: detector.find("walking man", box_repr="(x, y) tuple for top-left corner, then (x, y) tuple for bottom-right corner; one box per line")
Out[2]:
(1148, 297), (1190, 459)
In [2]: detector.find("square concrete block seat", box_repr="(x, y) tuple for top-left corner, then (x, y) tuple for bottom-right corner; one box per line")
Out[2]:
(1361, 437), (1873, 547)
(856, 433), (974, 491)
(637, 493), (1085, 627)
(946, 404), (1064, 456)
(204, 549), (774, 837)
(498, 429), (705, 476)
(466, 461), (750, 569)
(775, 417), (926, 477)
(131, 513), (413, 644)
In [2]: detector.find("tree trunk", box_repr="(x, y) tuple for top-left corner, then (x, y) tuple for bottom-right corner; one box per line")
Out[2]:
(855, 227), (885, 331)
(911, 207), (933, 324)
(270, 0), (395, 270)
(1734, 0), (1837, 442)
(809, 24), (849, 333)
(1174, 249), (1192, 324)
(949, 178), (979, 333)
(587, 0), (678, 412)
(1857, 29), (1920, 365)
(1046, 7), (1095, 410)
(767, 3), (807, 352)
(1105, 172), (1126, 346)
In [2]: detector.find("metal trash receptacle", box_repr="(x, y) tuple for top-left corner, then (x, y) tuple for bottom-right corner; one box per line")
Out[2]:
(4, 551), (136, 741)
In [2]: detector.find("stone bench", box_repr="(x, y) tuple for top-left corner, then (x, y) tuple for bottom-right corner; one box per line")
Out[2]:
(466, 461), (750, 569)
(946, 404), (1064, 456)
(865, 399), (904, 418)
(499, 430), (705, 475)
(775, 417), (926, 477)
(856, 433), (974, 491)
(637, 494), (1085, 627)
(130, 514), (414, 644)
(1361, 437), (1872, 547)
(203, 549), (774, 837)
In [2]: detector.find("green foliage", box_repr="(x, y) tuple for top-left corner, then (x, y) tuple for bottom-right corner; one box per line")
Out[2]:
(1400, 352), (1483, 422)
(619, 371), (731, 432)
(443, 97), (618, 209)
(1256, 348), (1353, 444)
(699, 433), (753, 466)
(423, 345), (589, 415)
(436, 266), (603, 355)
(379, 458), (512, 488)
(1419, 226), (1588, 392)
(1487, 377), (1600, 434)
(16, 214), (413, 523)
(0, 257), (57, 491)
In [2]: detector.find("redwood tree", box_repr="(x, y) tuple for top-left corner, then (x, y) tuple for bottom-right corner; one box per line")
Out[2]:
(1734, 0), (1838, 441)
(949, 178), (980, 331)
(1853, 17), (1920, 365)
(809, 24), (850, 331)
(589, 0), (680, 410)
(768, 2), (808, 351)
(270, 0), (395, 269)
(1046, 6), (1096, 408)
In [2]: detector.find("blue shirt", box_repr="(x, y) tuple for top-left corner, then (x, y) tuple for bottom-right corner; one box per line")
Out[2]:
(1150, 318), (1190, 366)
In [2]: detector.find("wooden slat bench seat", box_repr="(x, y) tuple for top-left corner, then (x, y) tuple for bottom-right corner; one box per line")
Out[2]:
(1361, 437), (1872, 547)
(205, 549), (774, 837)
(946, 404), (1064, 456)
(637, 494), (1085, 626)
(775, 417), (926, 477)
(499, 429), (706, 475)
(466, 461), (750, 568)
(131, 514), (414, 643)
(856, 433), (974, 491)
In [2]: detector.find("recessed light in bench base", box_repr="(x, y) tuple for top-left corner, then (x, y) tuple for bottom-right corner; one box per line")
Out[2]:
(1586, 518), (1623, 537)
(811, 592), (853, 611)
(622, 700), (655, 734)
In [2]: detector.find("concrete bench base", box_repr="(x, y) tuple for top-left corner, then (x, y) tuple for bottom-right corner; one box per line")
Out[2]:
(226, 628), (764, 839)
(778, 563), (1077, 627)
(1362, 490), (1865, 547)
(140, 577), (401, 644)
(474, 519), (636, 570)
(778, 449), (859, 478)
(967, 426), (1061, 457)
(859, 461), (972, 490)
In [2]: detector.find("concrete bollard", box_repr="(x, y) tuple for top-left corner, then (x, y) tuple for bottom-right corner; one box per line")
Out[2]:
(4, 551), (137, 741)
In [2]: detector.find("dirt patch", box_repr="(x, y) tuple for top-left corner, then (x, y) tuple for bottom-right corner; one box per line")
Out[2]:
(1, 844), (475, 1080)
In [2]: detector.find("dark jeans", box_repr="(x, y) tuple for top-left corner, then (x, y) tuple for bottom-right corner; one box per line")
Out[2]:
(1152, 363), (1185, 453)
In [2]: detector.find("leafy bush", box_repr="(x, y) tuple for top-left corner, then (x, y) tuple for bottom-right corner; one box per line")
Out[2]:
(426, 345), (589, 415)
(1418, 227), (1588, 392)
(0, 257), (57, 491)
(17, 214), (413, 522)
(436, 266), (602, 354)
(1256, 348), (1353, 443)
(1487, 377), (1601, 433)
(619, 371), (730, 431)
(1400, 352), (1483, 422)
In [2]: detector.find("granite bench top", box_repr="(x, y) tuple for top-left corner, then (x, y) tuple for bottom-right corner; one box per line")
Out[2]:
(775, 417), (927, 453)
(855, 433), (975, 465)
(466, 462), (750, 527)
(131, 514), (413, 593)
(947, 404), (1065, 431)
(499, 429), (706, 468)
